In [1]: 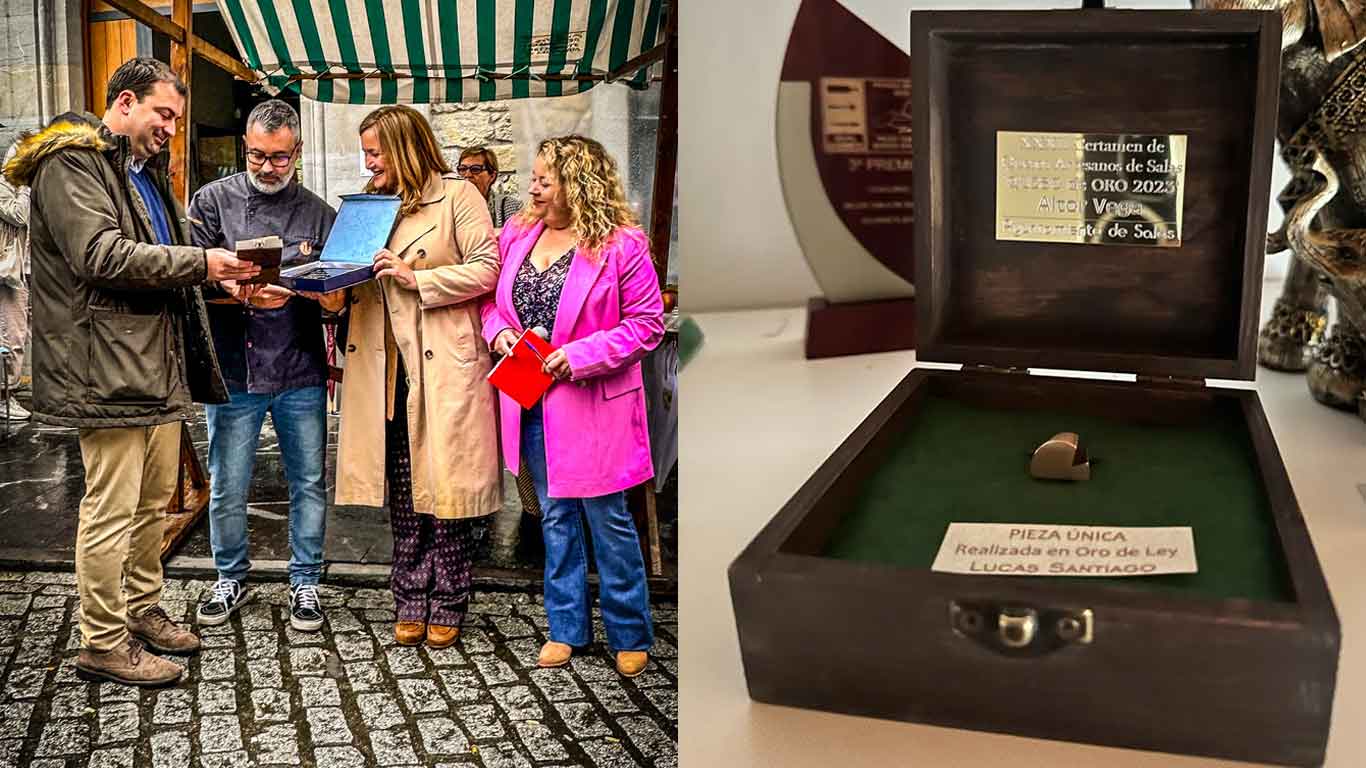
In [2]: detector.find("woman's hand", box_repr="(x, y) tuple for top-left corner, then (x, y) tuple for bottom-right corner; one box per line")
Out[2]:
(373, 248), (417, 290)
(298, 289), (347, 313)
(542, 348), (573, 380)
(492, 328), (519, 357)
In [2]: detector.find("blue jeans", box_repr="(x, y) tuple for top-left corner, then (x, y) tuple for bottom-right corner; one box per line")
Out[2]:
(521, 404), (652, 651)
(205, 386), (327, 586)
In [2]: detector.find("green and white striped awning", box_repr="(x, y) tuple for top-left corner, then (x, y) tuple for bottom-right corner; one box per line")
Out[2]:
(213, 0), (668, 104)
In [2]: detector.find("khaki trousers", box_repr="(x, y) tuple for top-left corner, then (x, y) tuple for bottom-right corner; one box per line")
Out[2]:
(76, 421), (181, 651)
(0, 282), (27, 389)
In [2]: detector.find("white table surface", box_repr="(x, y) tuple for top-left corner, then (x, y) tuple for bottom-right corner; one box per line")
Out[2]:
(679, 288), (1366, 767)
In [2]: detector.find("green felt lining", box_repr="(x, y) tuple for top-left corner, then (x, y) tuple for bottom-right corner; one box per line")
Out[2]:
(820, 395), (1294, 603)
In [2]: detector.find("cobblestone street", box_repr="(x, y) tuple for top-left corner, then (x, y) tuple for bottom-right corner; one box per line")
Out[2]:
(0, 571), (678, 767)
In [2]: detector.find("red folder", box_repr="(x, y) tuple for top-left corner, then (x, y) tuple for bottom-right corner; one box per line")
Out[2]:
(487, 329), (557, 409)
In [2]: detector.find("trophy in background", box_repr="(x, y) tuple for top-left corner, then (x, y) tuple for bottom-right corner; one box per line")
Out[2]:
(776, 0), (915, 358)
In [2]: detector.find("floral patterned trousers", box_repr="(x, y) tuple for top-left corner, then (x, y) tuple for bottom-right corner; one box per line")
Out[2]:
(385, 363), (475, 627)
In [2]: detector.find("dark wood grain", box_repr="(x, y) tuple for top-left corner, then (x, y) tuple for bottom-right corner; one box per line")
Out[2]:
(161, 424), (209, 560)
(913, 11), (1279, 380)
(730, 369), (1338, 766)
(805, 297), (917, 359)
(733, 11), (1338, 767)
(648, 0), (677, 289)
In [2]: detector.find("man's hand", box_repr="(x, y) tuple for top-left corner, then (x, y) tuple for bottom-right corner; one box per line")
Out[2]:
(205, 248), (260, 282)
(244, 284), (294, 310)
(373, 248), (417, 291)
(221, 280), (265, 303)
(542, 348), (572, 380)
(298, 289), (347, 313)
(492, 328), (519, 357)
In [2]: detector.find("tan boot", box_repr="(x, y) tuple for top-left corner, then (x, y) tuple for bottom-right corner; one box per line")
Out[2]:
(537, 641), (573, 668)
(128, 605), (201, 654)
(75, 639), (184, 688)
(426, 624), (459, 649)
(616, 650), (649, 678)
(395, 621), (426, 646)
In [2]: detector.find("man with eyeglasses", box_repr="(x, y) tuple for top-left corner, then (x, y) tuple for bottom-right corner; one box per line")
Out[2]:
(186, 99), (337, 634)
(457, 147), (522, 236)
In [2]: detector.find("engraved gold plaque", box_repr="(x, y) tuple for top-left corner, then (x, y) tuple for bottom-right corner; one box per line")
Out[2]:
(996, 131), (1187, 247)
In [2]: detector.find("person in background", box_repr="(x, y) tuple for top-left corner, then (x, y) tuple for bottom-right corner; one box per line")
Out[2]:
(480, 135), (664, 678)
(0, 133), (31, 419)
(332, 105), (502, 649)
(187, 98), (337, 634)
(457, 146), (522, 237)
(3, 57), (258, 687)
(457, 147), (543, 533)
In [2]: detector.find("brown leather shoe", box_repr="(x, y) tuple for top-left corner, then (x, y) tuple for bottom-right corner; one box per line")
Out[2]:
(75, 639), (184, 688)
(616, 651), (649, 678)
(395, 621), (426, 646)
(537, 641), (573, 668)
(426, 624), (459, 649)
(129, 605), (201, 655)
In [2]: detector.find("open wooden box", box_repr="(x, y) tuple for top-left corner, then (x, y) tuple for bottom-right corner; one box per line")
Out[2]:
(730, 10), (1340, 767)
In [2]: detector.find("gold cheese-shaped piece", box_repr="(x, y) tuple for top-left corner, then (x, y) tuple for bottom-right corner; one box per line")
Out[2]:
(1030, 432), (1090, 481)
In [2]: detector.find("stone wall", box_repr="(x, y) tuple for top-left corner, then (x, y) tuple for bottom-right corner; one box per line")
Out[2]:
(0, 0), (83, 149)
(430, 101), (520, 201)
(429, 87), (632, 206)
(0, 0), (82, 389)
(508, 88), (633, 192)
(300, 99), (542, 208)
(299, 102), (435, 209)
(299, 88), (634, 214)
(0, 1), (41, 147)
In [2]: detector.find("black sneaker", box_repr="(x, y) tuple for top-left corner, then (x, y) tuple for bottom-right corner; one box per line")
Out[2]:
(289, 584), (325, 632)
(195, 579), (249, 626)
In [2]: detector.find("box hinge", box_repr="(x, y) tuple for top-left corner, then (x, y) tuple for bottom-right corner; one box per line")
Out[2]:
(965, 365), (1029, 376)
(1135, 374), (1205, 388)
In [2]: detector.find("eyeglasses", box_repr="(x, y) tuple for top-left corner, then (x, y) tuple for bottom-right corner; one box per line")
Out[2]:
(246, 145), (298, 168)
(456, 164), (488, 175)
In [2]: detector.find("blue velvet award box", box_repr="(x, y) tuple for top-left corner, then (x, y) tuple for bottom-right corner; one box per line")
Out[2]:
(277, 193), (402, 293)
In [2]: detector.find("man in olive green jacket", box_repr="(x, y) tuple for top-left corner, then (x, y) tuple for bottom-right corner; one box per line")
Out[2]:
(2, 58), (260, 687)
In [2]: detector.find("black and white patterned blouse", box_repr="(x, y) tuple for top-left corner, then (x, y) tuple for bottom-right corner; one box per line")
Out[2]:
(488, 190), (523, 228)
(513, 247), (574, 335)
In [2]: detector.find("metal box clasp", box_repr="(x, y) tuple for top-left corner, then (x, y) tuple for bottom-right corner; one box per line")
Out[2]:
(998, 609), (1038, 648)
(950, 601), (1094, 655)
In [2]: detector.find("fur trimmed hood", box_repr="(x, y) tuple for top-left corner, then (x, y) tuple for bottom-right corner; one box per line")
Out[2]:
(3, 117), (110, 188)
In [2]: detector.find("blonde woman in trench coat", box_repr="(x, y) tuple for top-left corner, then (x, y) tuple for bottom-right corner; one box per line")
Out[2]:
(317, 105), (501, 649)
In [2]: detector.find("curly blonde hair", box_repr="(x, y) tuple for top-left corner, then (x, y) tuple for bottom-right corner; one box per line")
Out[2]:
(525, 135), (638, 256)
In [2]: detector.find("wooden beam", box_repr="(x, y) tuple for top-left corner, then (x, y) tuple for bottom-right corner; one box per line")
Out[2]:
(96, 0), (254, 82)
(191, 36), (255, 81)
(161, 422), (210, 561)
(644, 483), (664, 577)
(98, 0), (183, 43)
(95, 0), (172, 10)
(286, 70), (664, 84)
(604, 41), (668, 84)
(82, 0), (96, 112)
(647, 2), (677, 289)
(91, 1), (218, 20)
(169, 0), (190, 204)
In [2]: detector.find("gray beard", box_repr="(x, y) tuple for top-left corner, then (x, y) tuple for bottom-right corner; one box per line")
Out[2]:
(247, 170), (290, 195)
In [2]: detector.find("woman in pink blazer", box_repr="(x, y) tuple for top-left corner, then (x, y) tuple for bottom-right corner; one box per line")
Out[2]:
(480, 135), (663, 678)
